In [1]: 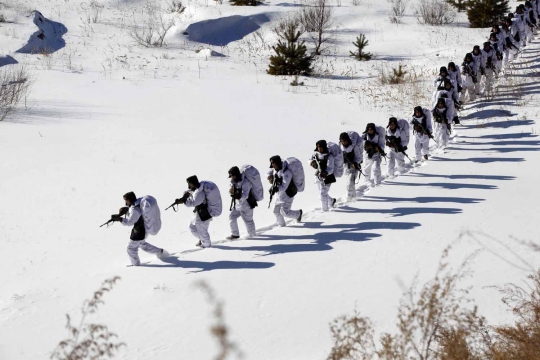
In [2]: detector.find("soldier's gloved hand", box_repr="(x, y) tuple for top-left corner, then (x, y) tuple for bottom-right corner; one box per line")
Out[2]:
(111, 214), (122, 222)
(174, 198), (183, 205)
(320, 171), (328, 178)
(403, 146), (408, 151)
(310, 160), (317, 169)
(267, 175), (274, 184)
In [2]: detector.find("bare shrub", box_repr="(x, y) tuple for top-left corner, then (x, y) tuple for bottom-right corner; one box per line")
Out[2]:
(84, 0), (104, 24)
(387, 0), (408, 24)
(196, 281), (243, 360)
(415, 0), (456, 26)
(0, 64), (32, 121)
(491, 269), (540, 359)
(129, 0), (175, 47)
(51, 277), (124, 360)
(327, 247), (489, 359)
(272, 13), (304, 39)
(0, 13), (5, 22)
(167, 0), (186, 14)
(351, 0), (365, 5)
(298, 0), (334, 55)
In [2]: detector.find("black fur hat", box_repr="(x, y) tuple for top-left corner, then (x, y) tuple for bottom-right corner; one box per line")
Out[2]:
(186, 175), (200, 189)
(339, 132), (352, 144)
(437, 98), (447, 107)
(314, 140), (328, 152)
(364, 123), (376, 134)
(269, 155), (282, 169)
(228, 166), (241, 179)
(123, 191), (137, 204)
(387, 117), (399, 128)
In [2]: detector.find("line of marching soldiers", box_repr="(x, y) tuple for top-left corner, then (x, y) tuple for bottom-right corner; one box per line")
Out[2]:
(103, 3), (539, 266)
(102, 112), (443, 266)
(430, 2), (538, 152)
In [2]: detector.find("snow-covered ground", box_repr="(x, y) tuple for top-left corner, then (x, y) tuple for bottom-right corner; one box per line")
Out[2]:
(1, 0), (539, 358)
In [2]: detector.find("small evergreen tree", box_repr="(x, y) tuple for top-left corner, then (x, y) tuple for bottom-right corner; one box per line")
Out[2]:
(349, 34), (372, 61)
(467, 0), (509, 28)
(445, 0), (470, 12)
(229, 0), (262, 6)
(389, 64), (408, 84)
(267, 23), (313, 76)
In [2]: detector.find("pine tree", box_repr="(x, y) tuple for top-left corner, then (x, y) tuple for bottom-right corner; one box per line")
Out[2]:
(445, 0), (470, 12)
(349, 34), (372, 61)
(267, 23), (313, 76)
(467, 0), (509, 28)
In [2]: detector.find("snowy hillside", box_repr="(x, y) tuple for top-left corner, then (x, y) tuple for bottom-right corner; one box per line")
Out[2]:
(1, 0), (539, 359)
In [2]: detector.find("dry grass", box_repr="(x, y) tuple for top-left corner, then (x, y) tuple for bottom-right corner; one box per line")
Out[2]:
(196, 281), (244, 360)
(51, 276), (124, 360)
(327, 244), (540, 360)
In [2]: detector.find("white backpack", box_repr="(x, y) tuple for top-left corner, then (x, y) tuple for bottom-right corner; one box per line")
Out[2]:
(348, 131), (363, 149)
(327, 142), (344, 178)
(241, 164), (264, 201)
(284, 157), (305, 192)
(136, 195), (161, 236)
(201, 181), (222, 217)
(397, 119), (410, 147)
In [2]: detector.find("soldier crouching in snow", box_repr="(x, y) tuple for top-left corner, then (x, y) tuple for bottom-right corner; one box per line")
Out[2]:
(227, 166), (257, 240)
(174, 176), (222, 248)
(113, 191), (167, 266)
(339, 131), (363, 202)
(267, 155), (303, 226)
(310, 140), (337, 212)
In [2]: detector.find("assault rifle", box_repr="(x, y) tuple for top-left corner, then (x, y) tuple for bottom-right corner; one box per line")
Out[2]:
(343, 151), (364, 183)
(462, 64), (478, 84)
(165, 191), (192, 212)
(229, 185), (242, 211)
(100, 207), (128, 227)
(385, 135), (413, 164)
(364, 141), (387, 160)
(412, 119), (436, 144)
(268, 176), (279, 209)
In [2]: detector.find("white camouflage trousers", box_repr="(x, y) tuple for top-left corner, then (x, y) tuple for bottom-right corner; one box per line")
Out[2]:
(127, 239), (161, 266)
(363, 155), (382, 184)
(462, 79), (476, 102)
(229, 202), (256, 237)
(414, 134), (430, 160)
(317, 180), (334, 212)
(388, 149), (406, 176)
(482, 69), (495, 94)
(434, 122), (450, 149)
(189, 212), (212, 248)
(345, 168), (359, 200)
(273, 196), (300, 227)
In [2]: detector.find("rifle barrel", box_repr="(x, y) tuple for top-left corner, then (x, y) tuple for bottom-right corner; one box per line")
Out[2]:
(100, 219), (112, 228)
